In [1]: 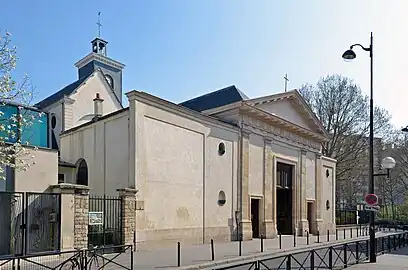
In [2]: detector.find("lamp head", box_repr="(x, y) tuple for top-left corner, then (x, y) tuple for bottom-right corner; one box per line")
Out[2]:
(342, 49), (356, 62)
(381, 156), (396, 170)
(402, 126), (408, 133)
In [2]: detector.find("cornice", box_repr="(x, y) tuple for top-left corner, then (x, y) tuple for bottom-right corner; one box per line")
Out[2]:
(126, 90), (239, 133)
(74, 53), (125, 70)
(242, 120), (321, 153)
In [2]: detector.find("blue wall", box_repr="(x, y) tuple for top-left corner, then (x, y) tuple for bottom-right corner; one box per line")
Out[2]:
(0, 103), (49, 148)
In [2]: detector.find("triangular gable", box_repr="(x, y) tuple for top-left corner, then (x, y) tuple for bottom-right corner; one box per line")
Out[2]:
(68, 69), (122, 109)
(246, 89), (328, 137)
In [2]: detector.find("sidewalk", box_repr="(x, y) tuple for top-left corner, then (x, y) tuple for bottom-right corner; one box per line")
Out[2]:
(350, 247), (408, 269)
(132, 229), (395, 269)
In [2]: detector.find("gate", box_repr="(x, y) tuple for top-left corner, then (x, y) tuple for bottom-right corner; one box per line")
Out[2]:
(0, 192), (61, 257)
(88, 195), (123, 249)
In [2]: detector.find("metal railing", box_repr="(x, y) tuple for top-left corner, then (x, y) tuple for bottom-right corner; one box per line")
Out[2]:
(0, 244), (133, 269)
(212, 232), (408, 269)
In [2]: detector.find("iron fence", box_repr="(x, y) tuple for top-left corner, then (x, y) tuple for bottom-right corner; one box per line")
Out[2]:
(0, 192), (61, 258)
(212, 232), (408, 270)
(0, 244), (133, 269)
(88, 195), (123, 250)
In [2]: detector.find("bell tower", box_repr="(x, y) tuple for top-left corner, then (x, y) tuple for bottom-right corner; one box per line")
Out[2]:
(91, 38), (108, 56)
(74, 12), (125, 104)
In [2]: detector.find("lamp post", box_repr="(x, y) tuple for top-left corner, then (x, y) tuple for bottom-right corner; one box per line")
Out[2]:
(342, 32), (375, 262)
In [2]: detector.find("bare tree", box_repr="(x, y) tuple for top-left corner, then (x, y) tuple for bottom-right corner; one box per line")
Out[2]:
(0, 31), (39, 179)
(300, 74), (392, 203)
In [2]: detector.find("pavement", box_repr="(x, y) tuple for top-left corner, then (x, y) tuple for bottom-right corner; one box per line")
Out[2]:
(349, 247), (408, 269)
(131, 228), (397, 269)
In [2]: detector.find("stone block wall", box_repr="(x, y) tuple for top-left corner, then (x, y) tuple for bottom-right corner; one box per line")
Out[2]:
(118, 188), (138, 245)
(74, 191), (89, 249)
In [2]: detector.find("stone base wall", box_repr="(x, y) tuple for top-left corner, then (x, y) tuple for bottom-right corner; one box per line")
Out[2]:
(134, 226), (232, 251)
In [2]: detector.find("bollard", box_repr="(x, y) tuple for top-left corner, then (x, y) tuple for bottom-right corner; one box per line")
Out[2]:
(306, 231), (309, 245)
(279, 231), (282, 249)
(327, 229), (330, 242)
(177, 242), (181, 267)
(350, 227), (353, 238)
(261, 235), (264, 252)
(211, 239), (215, 261)
(359, 224), (362, 236)
(317, 231), (320, 243)
(293, 231), (296, 247)
(336, 229), (338, 241)
(239, 237), (242, 256)
(344, 228), (346, 239)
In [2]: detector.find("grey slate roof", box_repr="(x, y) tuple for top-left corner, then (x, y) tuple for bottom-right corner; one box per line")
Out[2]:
(34, 76), (89, 109)
(179, 85), (249, 112)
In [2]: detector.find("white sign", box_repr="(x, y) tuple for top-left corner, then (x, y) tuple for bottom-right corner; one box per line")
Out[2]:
(89, 212), (103, 225)
(364, 205), (380, 212)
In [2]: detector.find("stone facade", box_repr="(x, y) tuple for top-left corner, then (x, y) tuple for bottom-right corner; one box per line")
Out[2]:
(118, 188), (138, 245)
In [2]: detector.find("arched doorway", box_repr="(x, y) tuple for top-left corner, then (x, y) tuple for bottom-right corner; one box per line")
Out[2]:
(76, 159), (88, 186)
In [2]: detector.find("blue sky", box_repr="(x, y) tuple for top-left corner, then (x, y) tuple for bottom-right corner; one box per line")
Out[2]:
(1, 1), (407, 128)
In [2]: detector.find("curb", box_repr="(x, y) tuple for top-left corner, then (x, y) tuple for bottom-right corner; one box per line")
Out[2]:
(177, 231), (402, 270)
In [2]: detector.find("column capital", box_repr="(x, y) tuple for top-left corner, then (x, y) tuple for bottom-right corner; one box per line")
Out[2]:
(242, 129), (251, 138)
(264, 137), (273, 145)
(301, 149), (308, 155)
(117, 188), (138, 197)
(49, 183), (90, 195)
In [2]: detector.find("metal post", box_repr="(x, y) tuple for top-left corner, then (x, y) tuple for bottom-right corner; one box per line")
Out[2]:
(211, 239), (214, 261)
(368, 32), (376, 263)
(261, 235), (264, 252)
(327, 229), (330, 242)
(177, 242), (181, 267)
(317, 231), (320, 243)
(336, 229), (338, 240)
(293, 231), (296, 247)
(239, 238), (242, 256)
(307, 231), (309, 245)
(344, 228), (346, 239)
(351, 227), (353, 238)
(279, 231), (282, 249)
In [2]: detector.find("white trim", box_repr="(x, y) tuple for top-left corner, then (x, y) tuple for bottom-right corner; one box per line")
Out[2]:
(322, 156), (337, 163)
(74, 53), (125, 70)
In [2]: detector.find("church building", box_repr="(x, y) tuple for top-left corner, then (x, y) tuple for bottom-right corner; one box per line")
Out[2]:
(32, 36), (336, 246)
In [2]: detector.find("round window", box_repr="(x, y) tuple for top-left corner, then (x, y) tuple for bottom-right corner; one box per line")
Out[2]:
(218, 142), (226, 156)
(218, 190), (226, 206)
(51, 115), (57, 129)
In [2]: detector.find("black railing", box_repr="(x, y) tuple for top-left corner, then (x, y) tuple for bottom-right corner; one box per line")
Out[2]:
(0, 192), (61, 258)
(88, 195), (123, 251)
(0, 244), (133, 269)
(212, 232), (408, 270)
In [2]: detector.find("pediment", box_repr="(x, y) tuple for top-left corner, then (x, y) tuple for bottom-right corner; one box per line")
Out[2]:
(246, 90), (327, 137)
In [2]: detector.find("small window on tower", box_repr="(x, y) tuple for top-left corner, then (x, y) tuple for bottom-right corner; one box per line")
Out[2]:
(105, 74), (114, 88)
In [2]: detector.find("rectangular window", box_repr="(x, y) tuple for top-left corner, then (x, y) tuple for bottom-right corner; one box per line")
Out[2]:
(58, 173), (65, 184)
(277, 162), (292, 189)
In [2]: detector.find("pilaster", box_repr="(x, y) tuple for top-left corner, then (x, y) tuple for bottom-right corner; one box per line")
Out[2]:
(298, 149), (308, 235)
(117, 188), (138, 245)
(263, 139), (276, 238)
(240, 131), (252, 240)
(315, 153), (323, 232)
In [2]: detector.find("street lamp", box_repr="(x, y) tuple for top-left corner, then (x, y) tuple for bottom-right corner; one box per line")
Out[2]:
(402, 126), (408, 133)
(342, 32), (376, 262)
